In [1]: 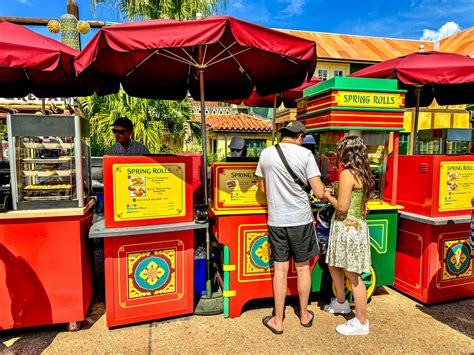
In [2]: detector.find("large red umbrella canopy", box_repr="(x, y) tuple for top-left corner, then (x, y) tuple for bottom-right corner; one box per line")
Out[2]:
(227, 77), (322, 108)
(350, 51), (474, 107)
(0, 20), (94, 98)
(74, 16), (317, 101)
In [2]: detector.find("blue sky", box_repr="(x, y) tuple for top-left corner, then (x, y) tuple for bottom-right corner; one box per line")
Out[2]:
(1, 0), (473, 46)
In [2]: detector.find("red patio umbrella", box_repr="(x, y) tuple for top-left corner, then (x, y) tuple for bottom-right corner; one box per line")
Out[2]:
(350, 51), (474, 153)
(226, 77), (322, 142)
(75, 16), (317, 300)
(0, 20), (94, 98)
(227, 77), (322, 108)
(75, 15), (317, 199)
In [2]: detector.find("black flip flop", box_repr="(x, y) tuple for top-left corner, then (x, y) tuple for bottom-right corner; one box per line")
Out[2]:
(297, 310), (315, 328)
(262, 316), (283, 335)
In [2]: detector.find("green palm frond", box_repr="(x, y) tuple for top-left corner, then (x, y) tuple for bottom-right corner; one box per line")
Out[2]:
(79, 90), (192, 154)
(92, 0), (227, 20)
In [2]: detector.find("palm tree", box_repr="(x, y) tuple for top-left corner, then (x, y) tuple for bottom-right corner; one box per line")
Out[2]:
(79, 90), (194, 154)
(88, 0), (224, 154)
(92, 0), (227, 20)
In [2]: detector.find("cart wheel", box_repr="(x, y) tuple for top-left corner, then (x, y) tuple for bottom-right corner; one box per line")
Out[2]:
(332, 266), (377, 306)
(66, 321), (82, 332)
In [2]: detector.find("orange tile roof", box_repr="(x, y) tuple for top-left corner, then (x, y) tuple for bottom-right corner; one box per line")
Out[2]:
(278, 29), (435, 62)
(193, 114), (271, 132)
(439, 28), (474, 57)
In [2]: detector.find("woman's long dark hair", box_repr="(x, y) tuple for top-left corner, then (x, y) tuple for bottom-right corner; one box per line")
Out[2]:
(336, 136), (375, 205)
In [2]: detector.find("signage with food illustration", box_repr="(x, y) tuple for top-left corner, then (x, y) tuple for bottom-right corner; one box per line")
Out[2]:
(113, 163), (186, 221)
(439, 162), (474, 212)
(212, 163), (267, 213)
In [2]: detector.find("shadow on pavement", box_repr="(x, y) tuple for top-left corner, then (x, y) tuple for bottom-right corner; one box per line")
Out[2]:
(83, 238), (106, 330)
(416, 298), (474, 339)
(0, 324), (61, 353)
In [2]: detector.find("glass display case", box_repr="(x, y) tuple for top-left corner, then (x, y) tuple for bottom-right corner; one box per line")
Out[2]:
(316, 130), (388, 200)
(7, 114), (91, 210)
(417, 129), (473, 155)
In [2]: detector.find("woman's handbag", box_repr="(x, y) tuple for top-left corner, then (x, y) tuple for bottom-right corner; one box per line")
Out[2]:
(315, 204), (335, 254)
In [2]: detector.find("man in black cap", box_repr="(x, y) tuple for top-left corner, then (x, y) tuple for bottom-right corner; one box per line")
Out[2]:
(107, 117), (150, 156)
(256, 120), (326, 334)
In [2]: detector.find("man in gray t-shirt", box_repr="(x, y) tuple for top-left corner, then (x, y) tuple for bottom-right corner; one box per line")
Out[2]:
(256, 121), (325, 334)
(107, 117), (150, 156)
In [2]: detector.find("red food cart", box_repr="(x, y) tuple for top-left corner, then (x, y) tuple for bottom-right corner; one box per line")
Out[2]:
(89, 155), (206, 327)
(0, 114), (93, 331)
(209, 162), (317, 318)
(385, 153), (474, 303)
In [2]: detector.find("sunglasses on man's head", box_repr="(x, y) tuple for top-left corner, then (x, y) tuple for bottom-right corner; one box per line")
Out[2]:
(112, 129), (128, 134)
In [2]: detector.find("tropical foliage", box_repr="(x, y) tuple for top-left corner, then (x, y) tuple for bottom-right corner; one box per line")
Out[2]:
(87, 0), (228, 155)
(79, 90), (195, 155)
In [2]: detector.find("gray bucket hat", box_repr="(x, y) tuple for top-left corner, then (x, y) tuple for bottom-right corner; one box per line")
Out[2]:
(279, 121), (307, 135)
(228, 136), (245, 150)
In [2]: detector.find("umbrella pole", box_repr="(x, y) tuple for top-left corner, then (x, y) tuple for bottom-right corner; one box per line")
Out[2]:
(412, 85), (421, 155)
(272, 96), (277, 145)
(194, 47), (223, 316)
(198, 65), (212, 297)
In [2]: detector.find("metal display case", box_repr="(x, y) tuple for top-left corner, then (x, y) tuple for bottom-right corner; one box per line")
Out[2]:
(7, 114), (91, 210)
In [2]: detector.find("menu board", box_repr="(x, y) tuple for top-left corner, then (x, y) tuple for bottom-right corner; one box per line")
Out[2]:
(113, 163), (186, 221)
(215, 164), (267, 210)
(439, 161), (474, 212)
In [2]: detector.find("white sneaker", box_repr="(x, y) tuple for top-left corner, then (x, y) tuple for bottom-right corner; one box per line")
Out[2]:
(336, 317), (369, 336)
(323, 298), (351, 314)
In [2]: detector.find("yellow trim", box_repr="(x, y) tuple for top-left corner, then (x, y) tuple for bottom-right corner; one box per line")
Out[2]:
(223, 264), (236, 272)
(223, 290), (236, 297)
(307, 100), (337, 110)
(367, 201), (404, 211)
(210, 208), (268, 216)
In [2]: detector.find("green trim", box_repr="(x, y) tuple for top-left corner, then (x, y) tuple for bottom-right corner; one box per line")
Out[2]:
(301, 106), (406, 117)
(307, 126), (404, 132)
(223, 245), (230, 318)
(302, 77), (406, 99)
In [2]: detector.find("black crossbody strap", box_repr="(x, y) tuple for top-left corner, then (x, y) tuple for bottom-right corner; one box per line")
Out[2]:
(275, 144), (311, 193)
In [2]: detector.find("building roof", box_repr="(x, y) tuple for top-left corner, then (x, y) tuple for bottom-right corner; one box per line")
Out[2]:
(278, 27), (474, 63)
(192, 114), (272, 133)
(439, 28), (474, 57)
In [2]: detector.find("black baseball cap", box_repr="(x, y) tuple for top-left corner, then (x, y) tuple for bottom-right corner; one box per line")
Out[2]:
(111, 117), (133, 131)
(279, 121), (307, 135)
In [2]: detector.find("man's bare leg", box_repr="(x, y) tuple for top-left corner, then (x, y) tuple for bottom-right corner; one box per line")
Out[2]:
(267, 261), (289, 331)
(296, 260), (313, 324)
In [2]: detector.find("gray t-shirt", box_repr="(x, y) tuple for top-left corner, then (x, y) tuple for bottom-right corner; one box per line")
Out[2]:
(256, 143), (320, 227)
(106, 140), (150, 156)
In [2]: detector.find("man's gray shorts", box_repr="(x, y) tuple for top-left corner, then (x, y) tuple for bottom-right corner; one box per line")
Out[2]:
(268, 222), (319, 263)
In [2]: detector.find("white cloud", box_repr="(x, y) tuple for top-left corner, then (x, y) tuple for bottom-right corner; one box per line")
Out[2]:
(420, 21), (462, 41)
(231, 1), (244, 10)
(276, 0), (306, 18)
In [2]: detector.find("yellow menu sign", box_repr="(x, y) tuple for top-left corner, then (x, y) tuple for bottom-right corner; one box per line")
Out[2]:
(216, 166), (267, 209)
(113, 163), (186, 221)
(335, 91), (404, 108)
(439, 161), (474, 212)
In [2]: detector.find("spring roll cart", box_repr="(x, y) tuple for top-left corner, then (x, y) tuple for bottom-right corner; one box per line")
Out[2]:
(89, 155), (207, 327)
(296, 77), (405, 303)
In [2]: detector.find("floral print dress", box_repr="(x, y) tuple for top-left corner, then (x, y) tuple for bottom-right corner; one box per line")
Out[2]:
(326, 189), (371, 274)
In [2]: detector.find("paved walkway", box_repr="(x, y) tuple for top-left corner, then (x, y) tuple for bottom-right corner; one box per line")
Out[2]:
(1, 287), (473, 354)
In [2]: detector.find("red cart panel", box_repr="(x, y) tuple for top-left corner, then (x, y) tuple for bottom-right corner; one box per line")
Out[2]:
(104, 230), (194, 327)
